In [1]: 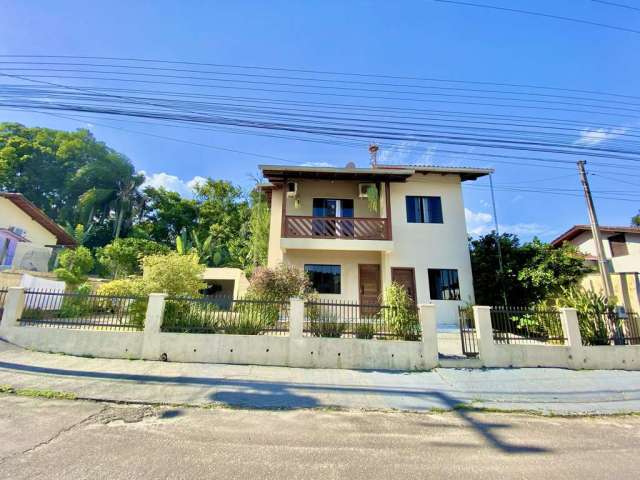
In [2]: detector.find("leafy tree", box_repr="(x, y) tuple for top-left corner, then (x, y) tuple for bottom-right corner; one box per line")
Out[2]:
(0, 123), (142, 236)
(54, 246), (94, 288)
(136, 187), (199, 245)
(248, 190), (270, 269)
(193, 179), (251, 268)
(470, 232), (591, 306)
(632, 211), (640, 226)
(96, 238), (169, 278)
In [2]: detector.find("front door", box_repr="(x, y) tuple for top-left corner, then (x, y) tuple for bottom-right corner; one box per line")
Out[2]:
(359, 264), (381, 313)
(391, 267), (417, 304)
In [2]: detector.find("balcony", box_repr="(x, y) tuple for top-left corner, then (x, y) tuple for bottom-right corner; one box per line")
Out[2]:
(284, 216), (390, 241)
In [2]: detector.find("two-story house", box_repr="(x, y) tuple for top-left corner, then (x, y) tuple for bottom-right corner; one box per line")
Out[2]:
(551, 225), (640, 312)
(260, 163), (492, 327)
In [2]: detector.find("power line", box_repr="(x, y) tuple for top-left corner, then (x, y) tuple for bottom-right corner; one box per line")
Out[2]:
(434, 0), (640, 34)
(592, 0), (640, 13)
(1, 54), (639, 101)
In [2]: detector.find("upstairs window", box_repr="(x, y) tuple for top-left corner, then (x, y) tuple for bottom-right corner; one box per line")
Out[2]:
(305, 264), (341, 294)
(428, 269), (460, 300)
(406, 196), (443, 223)
(609, 233), (628, 257)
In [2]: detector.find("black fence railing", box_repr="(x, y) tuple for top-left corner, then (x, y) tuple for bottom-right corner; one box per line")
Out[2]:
(303, 300), (421, 341)
(161, 295), (290, 336)
(458, 306), (479, 357)
(581, 311), (640, 346)
(490, 306), (566, 345)
(20, 289), (146, 331)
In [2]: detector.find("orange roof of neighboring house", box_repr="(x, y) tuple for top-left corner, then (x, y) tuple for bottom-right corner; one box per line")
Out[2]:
(0, 193), (76, 246)
(551, 224), (640, 247)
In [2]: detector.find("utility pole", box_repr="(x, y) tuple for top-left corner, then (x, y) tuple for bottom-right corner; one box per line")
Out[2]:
(577, 160), (614, 299)
(488, 173), (507, 305)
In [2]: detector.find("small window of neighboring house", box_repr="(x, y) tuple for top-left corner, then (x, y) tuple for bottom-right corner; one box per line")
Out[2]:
(406, 196), (443, 223)
(609, 233), (628, 257)
(428, 269), (461, 300)
(304, 264), (341, 294)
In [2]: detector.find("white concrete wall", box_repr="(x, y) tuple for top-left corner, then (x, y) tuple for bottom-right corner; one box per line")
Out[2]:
(0, 288), (439, 371)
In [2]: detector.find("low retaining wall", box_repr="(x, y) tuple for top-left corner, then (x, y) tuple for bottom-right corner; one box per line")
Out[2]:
(474, 306), (640, 371)
(0, 289), (438, 371)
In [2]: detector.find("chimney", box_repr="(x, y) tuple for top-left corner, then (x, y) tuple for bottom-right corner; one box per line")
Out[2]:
(369, 143), (379, 167)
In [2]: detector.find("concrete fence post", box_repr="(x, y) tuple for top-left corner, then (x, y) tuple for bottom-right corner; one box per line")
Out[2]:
(418, 304), (438, 368)
(473, 306), (497, 367)
(1, 287), (26, 329)
(141, 293), (167, 360)
(289, 297), (305, 339)
(559, 308), (583, 368)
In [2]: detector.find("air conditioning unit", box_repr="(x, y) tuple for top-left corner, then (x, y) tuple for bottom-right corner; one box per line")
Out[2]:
(8, 226), (26, 237)
(358, 183), (375, 198)
(286, 181), (298, 197)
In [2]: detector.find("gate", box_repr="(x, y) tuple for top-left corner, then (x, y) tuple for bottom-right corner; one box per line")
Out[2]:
(458, 306), (479, 357)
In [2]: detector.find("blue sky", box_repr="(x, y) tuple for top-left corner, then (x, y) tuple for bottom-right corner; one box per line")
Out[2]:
(1, 0), (638, 240)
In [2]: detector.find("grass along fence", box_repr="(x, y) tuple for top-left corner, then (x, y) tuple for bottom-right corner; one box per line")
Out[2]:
(303, 300), (421, 341)
(161, 295), (289, 336)
(490, 306), (566, 345)
(580, 311), (640, 346)
(19, 289), (146, 331)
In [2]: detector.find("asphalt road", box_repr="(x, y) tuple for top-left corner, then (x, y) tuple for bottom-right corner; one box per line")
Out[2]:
(1, 395), (640, 479)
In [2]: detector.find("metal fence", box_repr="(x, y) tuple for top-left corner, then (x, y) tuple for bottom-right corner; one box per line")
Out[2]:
(161, 295), (290, 336)
(19, 289), (146, 331)
(581, 311), (640, 346)
(458, 306), (479, 357)
(490, 306), (566, 345)
(303, 300), (421, 341)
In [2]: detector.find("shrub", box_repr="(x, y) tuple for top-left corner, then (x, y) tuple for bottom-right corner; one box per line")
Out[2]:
(247, 263), (312, 301)
(58, 283), (96, 318)
(355, 323), (375, 340)
(96, 238), (169, 278)
(142, 252), (206, 296)
(556, 287), (616, 345)
(163, 299), (221, 333)
(54, 246), (94, 288)
(307, 308), (345, 338)
(96, 278), (148, 327)
(381, 282), (420, 340)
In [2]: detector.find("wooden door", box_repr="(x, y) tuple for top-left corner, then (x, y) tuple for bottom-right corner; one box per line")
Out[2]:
(391, 267), (417, 304)
(359, 264), (381, 309)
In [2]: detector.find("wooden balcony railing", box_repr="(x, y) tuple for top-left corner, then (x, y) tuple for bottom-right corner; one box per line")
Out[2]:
(284, 216), (390, 240)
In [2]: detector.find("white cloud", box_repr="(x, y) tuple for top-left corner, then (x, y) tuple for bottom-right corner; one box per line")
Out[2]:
(140, 171), (206, 197)
(575, 126), (628, 146)
(379, 141), (417, 165)
(464, 208), (557, 239)
(300, 161), (334, 167)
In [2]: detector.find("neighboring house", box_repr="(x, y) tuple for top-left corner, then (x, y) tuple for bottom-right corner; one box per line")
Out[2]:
(0, 193), (76, 272)
(551, 225), (640, 312)
(202, 267), (250, 299)
(260, 163), (492, 327)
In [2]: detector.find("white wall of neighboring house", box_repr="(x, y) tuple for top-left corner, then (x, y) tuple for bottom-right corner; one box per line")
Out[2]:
(572, 231), (640, 273)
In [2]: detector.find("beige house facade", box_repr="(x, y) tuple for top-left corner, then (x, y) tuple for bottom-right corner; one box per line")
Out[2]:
(261, 164), (492, 327)
(551, 225), (640, 312)
(0, 193), (76, 272)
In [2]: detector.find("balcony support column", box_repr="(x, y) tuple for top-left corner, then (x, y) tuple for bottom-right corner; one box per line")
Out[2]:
(384, 181), (393, 241)
(281, 176), (287, 238)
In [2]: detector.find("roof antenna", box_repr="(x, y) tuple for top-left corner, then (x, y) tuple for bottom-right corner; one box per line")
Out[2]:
(369, 143), (379, 167)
